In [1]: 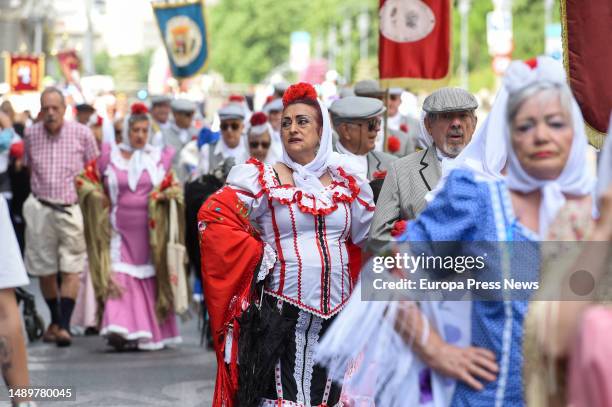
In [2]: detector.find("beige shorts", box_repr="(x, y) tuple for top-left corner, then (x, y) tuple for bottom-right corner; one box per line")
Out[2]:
(23, 195), (86, 276)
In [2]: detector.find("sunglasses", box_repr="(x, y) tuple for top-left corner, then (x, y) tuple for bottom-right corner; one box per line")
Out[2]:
(249, 141), (270, 149)
(221, 122), (241, 131)
(351, 117), (381, 132)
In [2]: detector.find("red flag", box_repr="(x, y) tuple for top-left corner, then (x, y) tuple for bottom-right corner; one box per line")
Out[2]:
(562, 0), (612, 147)
(379, 0), (451, 90)
(4, 54), (44, 93)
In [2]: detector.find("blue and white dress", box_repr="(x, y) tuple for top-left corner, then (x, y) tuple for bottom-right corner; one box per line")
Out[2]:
(399, 169), (540, 407)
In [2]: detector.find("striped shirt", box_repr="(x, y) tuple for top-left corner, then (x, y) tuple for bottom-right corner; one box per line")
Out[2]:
(24, 121), (99, 204)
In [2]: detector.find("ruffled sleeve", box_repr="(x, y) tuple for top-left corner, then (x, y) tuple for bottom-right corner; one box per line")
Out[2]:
(226, 162), (269, 221)
(350, 176), (375, 247)
(401, 169), (485, 242)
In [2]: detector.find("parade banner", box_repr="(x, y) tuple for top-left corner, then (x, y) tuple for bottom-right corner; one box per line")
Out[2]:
(3, 53), (44, 93)
(562, 0), (612, 147)
(152, 0), (209, 79)
(57, 49), (81, 84)
(378, 0), (452, 90)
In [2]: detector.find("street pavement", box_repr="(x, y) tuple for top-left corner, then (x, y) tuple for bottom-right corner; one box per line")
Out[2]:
(2, 278), (216, 407)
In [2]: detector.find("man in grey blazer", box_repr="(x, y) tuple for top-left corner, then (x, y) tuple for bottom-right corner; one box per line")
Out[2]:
(329, 96), (397, 201)
(369, 87), (479, 247)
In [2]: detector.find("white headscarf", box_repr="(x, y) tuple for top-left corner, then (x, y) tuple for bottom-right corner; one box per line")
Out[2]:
(117, 113), (164, 192)
(280, 97), (364, 200)
(502, 56), (595, 237)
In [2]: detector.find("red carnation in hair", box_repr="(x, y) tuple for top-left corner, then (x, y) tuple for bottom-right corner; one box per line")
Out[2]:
(131, 102), (149, 115)
(524, 58), (538, 69)
(282, 82), (318, 107)
(387, 136), (401, 153)
(229, 94), (245, 102)
(250, 112), (268, 126)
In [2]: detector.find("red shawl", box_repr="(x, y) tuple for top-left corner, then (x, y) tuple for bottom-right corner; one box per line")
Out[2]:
(198, 187), (263, 407)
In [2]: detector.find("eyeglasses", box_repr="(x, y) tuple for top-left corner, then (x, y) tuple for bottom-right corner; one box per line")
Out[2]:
(249, 141), (271, 149)
(221, 122), (241, 131)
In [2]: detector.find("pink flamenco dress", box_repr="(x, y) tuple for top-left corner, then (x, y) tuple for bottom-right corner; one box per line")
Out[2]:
(98, 143), (181, 350)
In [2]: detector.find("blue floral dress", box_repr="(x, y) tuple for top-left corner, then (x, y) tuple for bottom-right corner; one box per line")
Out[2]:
(398, 169), (540, 407)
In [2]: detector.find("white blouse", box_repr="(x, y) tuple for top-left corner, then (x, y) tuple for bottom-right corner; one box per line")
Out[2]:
(226, 159), (374, 319)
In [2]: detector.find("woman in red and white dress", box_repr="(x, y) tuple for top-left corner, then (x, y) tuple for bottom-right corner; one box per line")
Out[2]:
(200, 83), (374, 407)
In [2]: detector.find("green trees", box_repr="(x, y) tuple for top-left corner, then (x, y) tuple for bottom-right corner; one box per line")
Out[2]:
(207, 0), (561, 89)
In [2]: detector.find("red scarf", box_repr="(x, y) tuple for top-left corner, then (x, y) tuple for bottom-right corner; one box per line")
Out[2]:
(199, 187), (263, 407)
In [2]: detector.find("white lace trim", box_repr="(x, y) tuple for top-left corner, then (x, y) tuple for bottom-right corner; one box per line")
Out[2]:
(293, 311), (310, 405)
(258, 242), (277, 282)
(303, 315), (323, 407)
(257, 162), (358, 212)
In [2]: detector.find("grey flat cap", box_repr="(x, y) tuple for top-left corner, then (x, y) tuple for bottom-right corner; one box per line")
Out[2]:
(354, 79), (383, 97)
(388, 87), (403, 96)
(338, 87), (355, 98)
(263, 98), (283, 113)
(171, 99), (196, 112)
(150, 95), (172, 106)
(329, 96), (386, 122)
(423, 87), (478, 113)
(218, 103), (245, 121)
(274, 81), (289, 95)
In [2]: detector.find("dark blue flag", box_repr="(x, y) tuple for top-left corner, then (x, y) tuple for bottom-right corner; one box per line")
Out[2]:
(152, 1), (209, 78)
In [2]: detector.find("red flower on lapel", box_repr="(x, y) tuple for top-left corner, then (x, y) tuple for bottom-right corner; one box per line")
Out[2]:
(372, 170), (387, 180)
(400, 123), (409, 133)
(387, 136), (401, 153)
(390, 219), (407, 237)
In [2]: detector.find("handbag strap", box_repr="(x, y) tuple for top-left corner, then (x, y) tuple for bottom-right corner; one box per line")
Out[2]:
(169, 198), (179, 244)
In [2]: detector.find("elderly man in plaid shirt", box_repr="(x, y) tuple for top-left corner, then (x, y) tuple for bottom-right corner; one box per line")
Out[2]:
(23, 87), (99, 347)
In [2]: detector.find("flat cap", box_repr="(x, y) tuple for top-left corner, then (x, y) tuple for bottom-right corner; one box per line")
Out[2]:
(263, 98), (283, 114)
(354, 80), (383, 97)
(422, 87), (478, 113)
(338, 87), (355, 98)
(329, 96), (386, 122)
(218, 103), (245, 121)
(170, 99), (196, 112)
(274, 81), (290, 95)
(75, 103), (95, 112)
(150, 95), (172, 106)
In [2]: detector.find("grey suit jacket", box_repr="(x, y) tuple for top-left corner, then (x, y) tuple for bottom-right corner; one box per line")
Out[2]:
(366, 150), (397, 181)
(368, 146), (441, 249)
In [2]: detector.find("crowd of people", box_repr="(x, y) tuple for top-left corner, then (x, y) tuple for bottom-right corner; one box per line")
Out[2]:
(0, 54), (610, 407)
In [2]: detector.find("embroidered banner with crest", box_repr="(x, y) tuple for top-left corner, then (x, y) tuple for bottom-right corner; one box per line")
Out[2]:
(561, 0), (611, 147)
(3, 53), (45, 93)
(56, 49), (81, 84)
(378, 0), (452, 91)
(152, 0), (209, 79)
